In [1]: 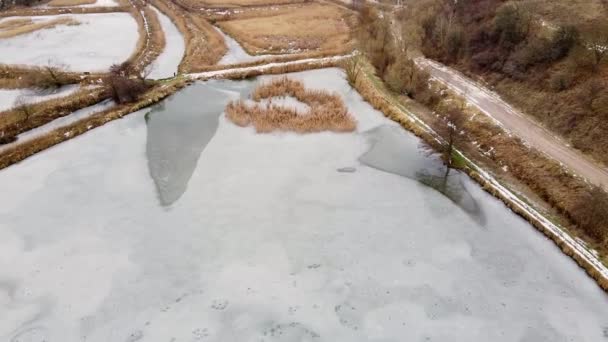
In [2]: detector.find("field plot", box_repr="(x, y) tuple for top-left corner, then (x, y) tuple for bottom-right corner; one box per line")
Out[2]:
(216, 3), (353, 54)
(0, 13), (138, 72)
(1, 69), (608, 341)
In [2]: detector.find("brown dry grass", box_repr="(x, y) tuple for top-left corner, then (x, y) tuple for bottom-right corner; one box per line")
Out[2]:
(47, 0), (97, 6)
(0, 16), (79, 39)
(151, 0), (226, 72)
(216, 3), (354, 55)
(225, 77), (356, 133)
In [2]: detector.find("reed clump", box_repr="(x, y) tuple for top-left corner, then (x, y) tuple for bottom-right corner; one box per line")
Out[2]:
(225, 77), (356, 133)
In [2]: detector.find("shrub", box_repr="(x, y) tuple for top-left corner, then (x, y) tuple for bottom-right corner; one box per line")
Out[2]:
(548, 69), (575, 92)
(572, 185), (608, 243)
(105, 62), (152, 104)
(494, 2), (530, 48)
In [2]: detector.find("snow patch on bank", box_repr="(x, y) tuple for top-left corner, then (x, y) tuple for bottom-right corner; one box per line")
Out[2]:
(148, 7), (185, 79)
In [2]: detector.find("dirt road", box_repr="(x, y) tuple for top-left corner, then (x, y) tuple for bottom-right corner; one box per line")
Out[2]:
(417, 58), (608, 189)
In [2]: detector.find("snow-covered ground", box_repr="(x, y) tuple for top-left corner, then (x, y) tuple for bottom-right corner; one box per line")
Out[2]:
(0, 13), (138, 72)
(216, 27), (280, 65)
(0, 85), (80, 112)
(147, 8), (185, 79)
(41, 0), (120, 7)
(1, 69), (607, 342)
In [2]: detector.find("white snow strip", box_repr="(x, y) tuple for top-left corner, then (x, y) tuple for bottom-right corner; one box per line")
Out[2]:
(147, 7), (185, 79)
(0, 85), (80, 113)
(0, 100), (114, 153)
(0, 13), (139, 72)
(188, 55), (351, 80)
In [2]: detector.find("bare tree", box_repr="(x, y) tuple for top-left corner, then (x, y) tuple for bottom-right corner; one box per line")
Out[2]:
(433, 104), (467, 169)
(357, 5), (395, 76)
(13, 95), (34, 123)
(573, 184), (608, 243)
(32, 60), (71, 90)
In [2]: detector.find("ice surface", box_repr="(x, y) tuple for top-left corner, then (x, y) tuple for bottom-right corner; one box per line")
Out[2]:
(0, 84), (80, 112)
(0, 69), (607, 342)
(146, 80), (251, 206)
(147, 8), (185, 79)
(0, 13), (138, 72)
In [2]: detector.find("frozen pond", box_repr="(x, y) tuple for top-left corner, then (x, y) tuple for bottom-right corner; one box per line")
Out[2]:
(1, 69), (608, 342)
(0, 13), (139, 72)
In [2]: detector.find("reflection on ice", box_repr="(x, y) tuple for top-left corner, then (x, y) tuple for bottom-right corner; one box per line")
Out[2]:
(359, 125), (484, 225)
(145, 80), (254, 206)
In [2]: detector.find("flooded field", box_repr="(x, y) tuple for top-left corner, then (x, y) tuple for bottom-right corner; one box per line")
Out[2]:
(1, 69), (607, 342)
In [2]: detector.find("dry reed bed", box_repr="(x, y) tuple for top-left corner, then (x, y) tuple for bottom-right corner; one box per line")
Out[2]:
(0, 78), (189, 170)
(151, 0), (227, 72)
(0, 6), (129, 17)
(0, 87), (110, 138)
(225, 77), (356, 133)
(47, 0), (97, 6)
(0, 16), (80, 39)
(352, 62), (608, 292)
